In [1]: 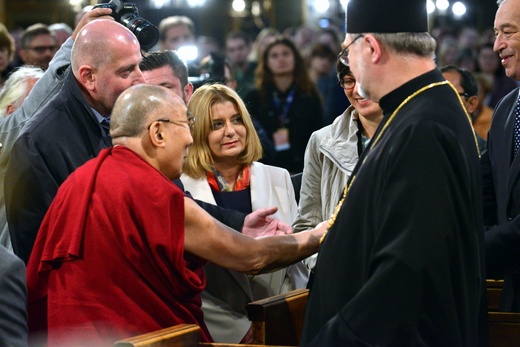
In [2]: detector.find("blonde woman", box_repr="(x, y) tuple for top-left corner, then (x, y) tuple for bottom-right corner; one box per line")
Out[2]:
(181, 83), (309, 343)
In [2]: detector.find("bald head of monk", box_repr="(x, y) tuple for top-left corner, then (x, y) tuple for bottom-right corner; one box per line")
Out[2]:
(111, 84), (193, 179)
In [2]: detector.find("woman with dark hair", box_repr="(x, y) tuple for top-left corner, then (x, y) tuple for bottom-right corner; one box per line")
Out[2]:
(293, 60), (383, 235)
(244, 36), (324, 173)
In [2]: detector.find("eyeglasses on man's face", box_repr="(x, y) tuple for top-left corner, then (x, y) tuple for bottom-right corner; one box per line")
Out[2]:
(338, 77), (356, 90)
(25, 45), (58, 54)
(338, 34), (364, 67)
(147, 113), (196, 131)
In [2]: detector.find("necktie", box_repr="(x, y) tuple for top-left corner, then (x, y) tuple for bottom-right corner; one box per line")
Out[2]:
(101, 117), (111, 137)
(514, 94), (520, 157)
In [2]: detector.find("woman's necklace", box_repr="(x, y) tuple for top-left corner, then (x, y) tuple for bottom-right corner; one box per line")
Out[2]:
(320, 81), (479, 244)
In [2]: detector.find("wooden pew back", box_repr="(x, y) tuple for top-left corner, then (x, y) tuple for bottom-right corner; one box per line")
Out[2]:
(488, 312), (520, 347)
(246, 288), (308, 346)
(487, 279), (504, 312)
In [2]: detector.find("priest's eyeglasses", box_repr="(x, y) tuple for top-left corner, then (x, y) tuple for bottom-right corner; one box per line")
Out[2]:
(147, 113), (196, 131)
(338, 34), (364, 66)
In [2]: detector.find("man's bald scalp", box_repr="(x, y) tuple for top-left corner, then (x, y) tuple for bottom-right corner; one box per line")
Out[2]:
(71, 19), (137, 72)
(111, 84), (184, 140)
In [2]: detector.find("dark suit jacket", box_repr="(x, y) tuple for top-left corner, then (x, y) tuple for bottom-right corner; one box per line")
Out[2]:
(174, 179), (246, 231)
(483, 87), (520, 311)
(0, 246), (27, 347)
(5, 71), (111, 264)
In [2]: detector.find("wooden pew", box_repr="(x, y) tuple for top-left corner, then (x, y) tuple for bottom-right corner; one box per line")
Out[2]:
(113, 324), (292, 347)
(485, 279), (520, 346)
(246, 288), (308, 346)
(245, 282), (520, 346)
(487, 279), (504, 311)
(114, 324), (201, 347)
(488, 312), (520, 347)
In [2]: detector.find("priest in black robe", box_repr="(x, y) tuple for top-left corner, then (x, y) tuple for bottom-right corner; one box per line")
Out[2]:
(301, 0), (485, 346)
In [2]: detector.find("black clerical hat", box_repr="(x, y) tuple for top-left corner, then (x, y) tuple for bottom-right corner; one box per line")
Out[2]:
(346, 0), (428, 33)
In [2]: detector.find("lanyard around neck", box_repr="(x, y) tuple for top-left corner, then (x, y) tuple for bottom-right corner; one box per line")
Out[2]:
(272, 87), (296, 127)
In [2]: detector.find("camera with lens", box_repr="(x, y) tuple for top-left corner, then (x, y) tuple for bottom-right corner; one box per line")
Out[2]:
(93, 0), (159, 51)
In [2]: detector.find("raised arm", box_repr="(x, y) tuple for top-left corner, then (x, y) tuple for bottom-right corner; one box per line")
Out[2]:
(183, 196), (324, 274)
(9, 7), (113, 125)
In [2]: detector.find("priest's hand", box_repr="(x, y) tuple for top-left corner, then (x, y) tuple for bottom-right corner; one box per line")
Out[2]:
(241, 206), (293, 238)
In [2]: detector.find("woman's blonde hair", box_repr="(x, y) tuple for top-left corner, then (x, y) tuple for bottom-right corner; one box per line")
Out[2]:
(0, 23), (15, 63)
(183, 83), (263, 178)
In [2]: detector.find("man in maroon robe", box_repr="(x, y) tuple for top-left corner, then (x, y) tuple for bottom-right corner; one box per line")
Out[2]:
(26, 84), (325, 346)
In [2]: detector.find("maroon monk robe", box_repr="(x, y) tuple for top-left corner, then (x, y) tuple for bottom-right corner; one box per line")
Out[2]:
(26, 146), (211, 345)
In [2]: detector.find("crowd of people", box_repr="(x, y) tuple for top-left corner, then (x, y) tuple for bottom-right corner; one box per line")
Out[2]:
(2, 0), (520, 345)
(0, 4), (512, 175)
